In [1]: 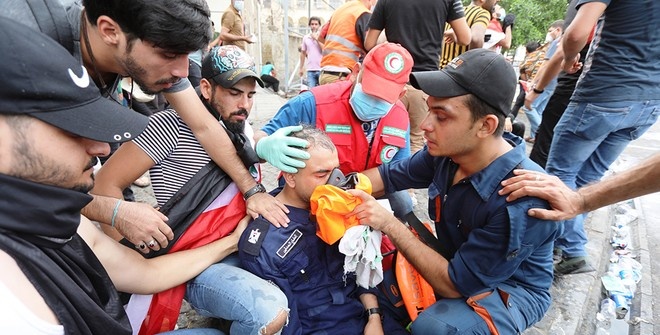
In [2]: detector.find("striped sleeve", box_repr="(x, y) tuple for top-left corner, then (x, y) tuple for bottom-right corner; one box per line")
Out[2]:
(132, 110), (181, 165)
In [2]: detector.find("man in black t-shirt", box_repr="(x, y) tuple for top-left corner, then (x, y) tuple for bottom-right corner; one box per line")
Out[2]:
(364, 0), (470, 154)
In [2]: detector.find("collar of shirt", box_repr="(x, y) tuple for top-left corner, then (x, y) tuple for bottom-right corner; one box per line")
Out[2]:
(466, 133), (526, 201)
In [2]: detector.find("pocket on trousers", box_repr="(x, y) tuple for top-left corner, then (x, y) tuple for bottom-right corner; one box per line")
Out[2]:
(572, 103), (630, 140)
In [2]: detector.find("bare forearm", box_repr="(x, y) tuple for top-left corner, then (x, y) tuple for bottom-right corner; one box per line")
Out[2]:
(165, 88), (257, 193)
(81, 194), (120, 225)
(122, 235), (238, 294)
(532, 46), (564, 90)
(579, 154), (660, 212)
(380, 216), (459, 298)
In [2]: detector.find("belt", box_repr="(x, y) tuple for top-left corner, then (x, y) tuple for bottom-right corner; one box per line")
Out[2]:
(321, 70), (350, 77)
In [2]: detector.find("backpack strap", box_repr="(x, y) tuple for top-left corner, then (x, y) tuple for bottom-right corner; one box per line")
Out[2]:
(403, 211), (453, 260)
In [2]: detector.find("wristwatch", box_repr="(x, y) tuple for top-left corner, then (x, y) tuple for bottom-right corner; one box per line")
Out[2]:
(365, 307), (383, 320)
(243, 183), (266, 200)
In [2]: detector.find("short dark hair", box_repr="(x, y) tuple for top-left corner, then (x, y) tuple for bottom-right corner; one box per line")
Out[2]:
(525, 40), (541, 53)
(84, 0), (211, 53)
(464, 94), (505, 137)
(309, 17), (321, 26)
(550, 19), (565, 30)
(291, 124), (336, 152)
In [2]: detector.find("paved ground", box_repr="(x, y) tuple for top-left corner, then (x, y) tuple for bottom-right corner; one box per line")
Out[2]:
(130, 86), (653, 334)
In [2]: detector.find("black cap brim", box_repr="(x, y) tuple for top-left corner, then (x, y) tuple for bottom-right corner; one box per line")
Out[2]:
(213, 69), (265, 88)
(410, 71), (469, 99)
(30, 95), (149, 144)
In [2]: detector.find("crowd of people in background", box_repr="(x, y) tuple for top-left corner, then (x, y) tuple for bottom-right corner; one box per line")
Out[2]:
(1, 0), (659, 334)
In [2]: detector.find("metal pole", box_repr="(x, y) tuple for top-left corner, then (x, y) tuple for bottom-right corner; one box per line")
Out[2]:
(256, 0), (263, 69)
(283, 0), (289, 93)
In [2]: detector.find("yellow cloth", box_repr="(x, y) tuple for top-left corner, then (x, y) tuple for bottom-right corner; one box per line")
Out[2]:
(310, 173), (372, 245)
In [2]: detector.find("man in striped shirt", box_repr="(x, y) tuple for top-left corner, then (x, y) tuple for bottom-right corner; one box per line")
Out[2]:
(440, 0), (496, 69)
(90, 45), (289, 334)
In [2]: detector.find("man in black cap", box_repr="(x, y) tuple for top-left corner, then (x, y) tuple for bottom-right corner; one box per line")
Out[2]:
(347, 49), (559, 333)
(3, 0), (291, 252)
(0, 18), (249, 334)
(92, 45), (289, 334)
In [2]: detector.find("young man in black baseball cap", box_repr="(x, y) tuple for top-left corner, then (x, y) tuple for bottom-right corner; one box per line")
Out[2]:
(2, 0), (291, 251)
(0, 18), (250, 335)
(348, 49), (559, 334)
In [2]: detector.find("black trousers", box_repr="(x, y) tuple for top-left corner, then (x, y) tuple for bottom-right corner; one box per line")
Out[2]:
(529, 90), (571, 168)
(261, 74), (279, 92)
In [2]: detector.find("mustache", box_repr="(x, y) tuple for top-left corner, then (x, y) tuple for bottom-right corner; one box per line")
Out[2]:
(230, 109), (249, 117)
(154, 77), (181, 85)
(84, 158), (98, 171)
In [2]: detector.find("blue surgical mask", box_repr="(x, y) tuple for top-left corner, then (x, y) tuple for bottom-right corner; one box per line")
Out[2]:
(234, 0), (244, 11)
(349, 83), (394, 122)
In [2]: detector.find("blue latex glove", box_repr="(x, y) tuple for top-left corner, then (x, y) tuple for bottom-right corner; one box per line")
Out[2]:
(256, 125), (310, 173)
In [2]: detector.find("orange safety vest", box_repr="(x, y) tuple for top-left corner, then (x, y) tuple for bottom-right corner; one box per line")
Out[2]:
(320, 1), (370, 71)
(312, 81), (408, 173)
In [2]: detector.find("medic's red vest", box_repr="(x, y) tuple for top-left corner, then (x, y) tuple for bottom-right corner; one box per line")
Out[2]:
(311, 81), (409, 173)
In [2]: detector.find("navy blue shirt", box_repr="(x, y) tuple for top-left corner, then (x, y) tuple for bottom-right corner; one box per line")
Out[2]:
(572, 0), (660, 102)
(379, 134), (558, 312)
(239, 204), (374, 335)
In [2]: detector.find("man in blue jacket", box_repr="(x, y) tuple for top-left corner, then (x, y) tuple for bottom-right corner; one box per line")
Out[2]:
(350, 50), (559, 334)
(239, 127), (406, 334)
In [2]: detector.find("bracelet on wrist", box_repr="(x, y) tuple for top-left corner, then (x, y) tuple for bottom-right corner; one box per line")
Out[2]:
(532, 84), (544, 94)
(111, 200), (122, 228)
(243, 183), (266, 200)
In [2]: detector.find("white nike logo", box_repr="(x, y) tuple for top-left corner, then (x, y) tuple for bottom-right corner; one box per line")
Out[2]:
(68, 66), (90, 88)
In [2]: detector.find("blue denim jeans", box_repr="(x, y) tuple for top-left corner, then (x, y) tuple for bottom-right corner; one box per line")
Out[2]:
(184, 253), (288, 335)
(306, 70), (320, 88)
(522, 86), (554, 139)
(384, 189), (413, 219)
(160, 328), (225, 335)
(547, 100), (660, 256)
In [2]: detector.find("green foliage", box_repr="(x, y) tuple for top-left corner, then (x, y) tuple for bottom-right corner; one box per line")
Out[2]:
(462, 0), (569, 48)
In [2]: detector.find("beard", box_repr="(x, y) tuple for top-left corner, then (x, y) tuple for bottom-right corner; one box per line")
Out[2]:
(122, 53), (180, 95)
(225, 110), (247, 134)
(9, 131), (96, 193)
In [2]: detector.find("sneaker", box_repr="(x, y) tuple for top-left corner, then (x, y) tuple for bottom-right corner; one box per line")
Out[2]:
(554, 256), (595, 275)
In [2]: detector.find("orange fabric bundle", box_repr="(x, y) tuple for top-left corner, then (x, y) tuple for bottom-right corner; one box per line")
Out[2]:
(310, 173), (372, 245)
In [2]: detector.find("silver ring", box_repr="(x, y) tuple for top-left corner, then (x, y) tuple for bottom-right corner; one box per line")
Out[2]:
(148, 240), (156, 248)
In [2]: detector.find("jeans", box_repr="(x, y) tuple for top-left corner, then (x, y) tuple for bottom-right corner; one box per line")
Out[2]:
(185, 253), (288, 335)
(547, 100), (660, 256)
(306, 70), (320, 88)
(522, 86), (554, 139)
(384, 189), (414, 219)
(159, 328), (225, 335)
(529, 90), (572, 168)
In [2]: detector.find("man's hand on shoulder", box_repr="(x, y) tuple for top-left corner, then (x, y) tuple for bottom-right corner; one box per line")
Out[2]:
(246, 193), (290, 228)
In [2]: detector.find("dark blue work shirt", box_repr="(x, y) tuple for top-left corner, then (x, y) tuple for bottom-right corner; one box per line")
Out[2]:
(379, 134), (559, 314)
(238, 204), (375, 335)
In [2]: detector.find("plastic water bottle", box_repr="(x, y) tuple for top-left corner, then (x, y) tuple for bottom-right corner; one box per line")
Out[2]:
(610, 293), (629, 319)
(596, 298), (616, 334)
